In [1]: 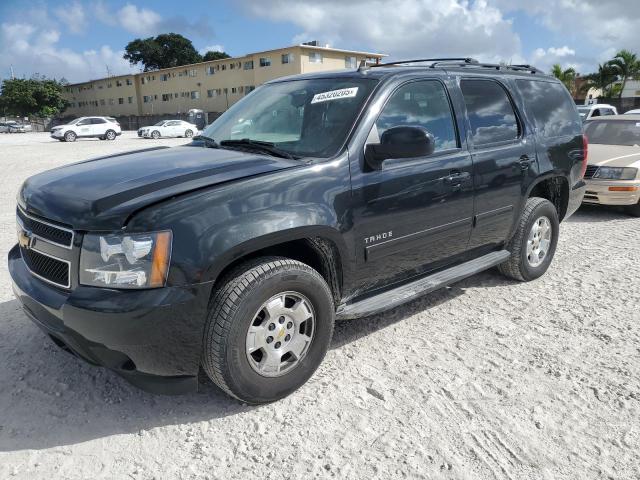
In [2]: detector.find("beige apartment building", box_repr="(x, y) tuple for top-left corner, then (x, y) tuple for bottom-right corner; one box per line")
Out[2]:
(62, 44), (385, 118)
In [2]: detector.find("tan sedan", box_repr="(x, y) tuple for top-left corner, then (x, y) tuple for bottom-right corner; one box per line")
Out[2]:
(583, 114), (640, 216)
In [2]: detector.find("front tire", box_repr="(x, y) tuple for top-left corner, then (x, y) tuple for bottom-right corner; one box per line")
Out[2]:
(185, 129), (194, 138)
(498, 197), (559, 282)
(64, 131), (76, 142)
(151, 130), (160, 139)
(202, 257), (335, 404)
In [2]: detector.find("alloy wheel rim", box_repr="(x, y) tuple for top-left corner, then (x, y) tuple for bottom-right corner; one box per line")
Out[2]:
(245, 291), (315, 377)
(526, 216), (552, 267)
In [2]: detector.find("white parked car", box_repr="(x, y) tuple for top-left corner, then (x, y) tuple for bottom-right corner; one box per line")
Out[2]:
(138, 120), (198, 139)
(624, 109), (640, 115)
(51, 116), (122, 142)
(577, 104), (618, 122)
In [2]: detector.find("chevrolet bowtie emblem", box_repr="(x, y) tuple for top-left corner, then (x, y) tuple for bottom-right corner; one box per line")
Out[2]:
(18, 227), (33, 249)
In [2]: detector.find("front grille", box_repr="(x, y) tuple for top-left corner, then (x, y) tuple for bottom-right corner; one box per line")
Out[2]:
(20, 247), (70, 288)
(17, 208), (73, 248)
(584, 165), (599, 179)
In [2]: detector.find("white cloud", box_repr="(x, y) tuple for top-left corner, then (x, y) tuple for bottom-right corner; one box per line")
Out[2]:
(200, 44), (225, 54)
(117, 3), (162, 35)
(240, 0), (523, 63)
(54, 1), (87, 34)
(0, 22), (137, 82)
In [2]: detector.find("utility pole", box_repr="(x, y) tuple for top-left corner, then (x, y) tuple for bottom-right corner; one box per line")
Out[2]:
(10, 65), (15, 79)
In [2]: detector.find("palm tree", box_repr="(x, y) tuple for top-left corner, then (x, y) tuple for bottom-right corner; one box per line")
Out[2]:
(607, 49), (640, 98)
(581, 63), (619, 98)
(551, 64), (577, 95)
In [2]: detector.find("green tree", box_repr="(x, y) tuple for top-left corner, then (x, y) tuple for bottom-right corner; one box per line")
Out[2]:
(551, 64), (577, 95)
(607, 49), (640, 98)
(202, 50), (231, 61)
(0, 75), (69, 117)
(123, 33), (203, 71)
(581, 63), (623, 99)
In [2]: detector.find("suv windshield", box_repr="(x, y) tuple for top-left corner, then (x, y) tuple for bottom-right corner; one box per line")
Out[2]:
(202, 78), (378, 158)
(584, 120), (640, 146)
(577, 107), (590, 118)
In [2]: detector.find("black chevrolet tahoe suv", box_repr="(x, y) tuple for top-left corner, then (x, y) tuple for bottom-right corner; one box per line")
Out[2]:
(9, 58), (587, 404)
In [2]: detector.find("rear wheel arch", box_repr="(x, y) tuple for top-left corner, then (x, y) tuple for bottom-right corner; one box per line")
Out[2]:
(526, 175), (569, 221)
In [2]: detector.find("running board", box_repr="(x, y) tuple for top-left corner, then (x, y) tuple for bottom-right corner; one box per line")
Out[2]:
(336, 250), (510, 320)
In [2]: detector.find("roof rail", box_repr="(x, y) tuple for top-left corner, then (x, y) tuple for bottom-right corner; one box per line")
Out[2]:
(368, 57), (543, 75)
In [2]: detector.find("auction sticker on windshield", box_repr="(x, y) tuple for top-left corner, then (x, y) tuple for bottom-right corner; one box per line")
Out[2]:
(311, 87), (359, 104)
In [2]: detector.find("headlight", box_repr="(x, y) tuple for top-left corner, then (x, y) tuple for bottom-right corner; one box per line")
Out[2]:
(593, 167), (638, 180)
(80, 231), (172, 289)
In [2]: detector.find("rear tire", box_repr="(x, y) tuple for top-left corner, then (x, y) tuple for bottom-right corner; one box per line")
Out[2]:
(185, 129), (194, 138)
(64, 131), (76, 142)
(105, 130), (116, 140)
(498, 197), (559, 282)
(202, 257), (335, 404)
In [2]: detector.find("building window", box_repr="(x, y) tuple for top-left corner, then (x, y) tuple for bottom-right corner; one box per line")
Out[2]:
(207, 89), (216, 98)
(345, 56), (357, 69)
(282, 53), (294, 64)
(118, 98), (124, 104)
(128, 96), (133, 104)
(231, 87), (237, 94)
(309, 52), (323, 64)
(160, 74), (169, 81)
(244, 60), (254, 70)
(116, 80), (122, 87)
(216, 88), (222, 95)
(108, 98), (114, 105)
(143, 95), (151, 103)
(191, 91), (200, 99)
(221, 64), (226, 71)
(259, 57), (271, 67)
(189, 69), (197, 77)
(107, 83), (112, 88)
(245, 85), (255, 95)
(229, 63), (235, 70)
(206, 66), (215, 75)
(126, 78), (133, 85)
(141, 77), (146, 85)
(100, 99), (105, 105)
(162, 93), (172, 101)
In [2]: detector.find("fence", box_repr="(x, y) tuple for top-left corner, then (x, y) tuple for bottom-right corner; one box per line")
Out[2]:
(576, 97), (640, 112)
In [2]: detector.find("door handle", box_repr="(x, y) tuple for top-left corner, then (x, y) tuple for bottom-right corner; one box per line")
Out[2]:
(443, 171), (471, 186)
(519, 155), (534, 170)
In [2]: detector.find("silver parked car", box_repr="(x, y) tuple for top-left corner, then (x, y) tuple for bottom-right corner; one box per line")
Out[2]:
(3, 121), (33, 133)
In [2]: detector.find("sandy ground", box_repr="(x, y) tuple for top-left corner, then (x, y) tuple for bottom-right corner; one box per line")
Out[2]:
(0, 132), (639, 479)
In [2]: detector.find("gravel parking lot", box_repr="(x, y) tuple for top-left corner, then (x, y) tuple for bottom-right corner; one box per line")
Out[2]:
(1, 132), (639, 479)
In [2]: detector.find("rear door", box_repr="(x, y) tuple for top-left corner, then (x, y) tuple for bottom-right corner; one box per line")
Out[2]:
(460, 78), (537, 250)
(90, 117), (107, 136)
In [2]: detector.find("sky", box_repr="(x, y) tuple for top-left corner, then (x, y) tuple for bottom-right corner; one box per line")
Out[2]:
(1, 0), (639, 83)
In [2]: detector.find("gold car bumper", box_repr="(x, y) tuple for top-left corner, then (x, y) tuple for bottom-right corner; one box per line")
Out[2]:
(583, 180), (640, 206)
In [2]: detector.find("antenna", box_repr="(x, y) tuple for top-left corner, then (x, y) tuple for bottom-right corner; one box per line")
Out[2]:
(106, 64), (111, 77)
(10, 65), (15, 79)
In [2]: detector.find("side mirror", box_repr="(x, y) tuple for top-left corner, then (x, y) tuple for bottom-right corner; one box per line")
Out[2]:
(365, 126), (435, 170)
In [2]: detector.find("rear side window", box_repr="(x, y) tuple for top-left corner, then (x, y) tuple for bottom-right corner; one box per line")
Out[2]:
(461, 79), (519, 146)
(375, 80), (458, 152)
(516, 80), (581, 138)
(91, 118), (106, 124)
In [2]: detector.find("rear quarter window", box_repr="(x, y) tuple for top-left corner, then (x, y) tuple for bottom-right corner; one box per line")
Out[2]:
(516, 80), (581, 138)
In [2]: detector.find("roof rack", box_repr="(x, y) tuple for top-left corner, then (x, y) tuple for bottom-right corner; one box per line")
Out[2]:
(364, 57), (543, 75)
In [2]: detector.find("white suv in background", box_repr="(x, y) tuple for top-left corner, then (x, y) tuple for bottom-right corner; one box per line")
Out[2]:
(577, 104), (618, 122)
(138, 120), (198, 139)
(51, 117), (122, 142)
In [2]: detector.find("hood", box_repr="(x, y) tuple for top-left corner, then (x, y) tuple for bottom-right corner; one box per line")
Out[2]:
(588, 144), (640, 168)
(19, 145), (301, 230)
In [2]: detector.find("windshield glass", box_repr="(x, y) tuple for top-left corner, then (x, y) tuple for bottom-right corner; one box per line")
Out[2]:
(585, 120), (640, 146)
(203, 78), (378, 158)
(577, 107), (590, 118)
(154, 121), (166, 126)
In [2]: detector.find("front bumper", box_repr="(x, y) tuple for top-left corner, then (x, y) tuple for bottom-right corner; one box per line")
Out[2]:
(583, 180), (640, 206)
(50, 130), (64, 138)
(8, 244), (213, 394)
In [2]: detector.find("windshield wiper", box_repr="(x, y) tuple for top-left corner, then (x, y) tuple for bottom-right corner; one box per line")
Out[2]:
(192, 135), (220, 149)
(219, 139), (298, 160)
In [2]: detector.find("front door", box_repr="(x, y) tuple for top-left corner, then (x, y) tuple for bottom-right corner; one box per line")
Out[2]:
(459, 78), (536, 249)
(350, 79), (474, 294)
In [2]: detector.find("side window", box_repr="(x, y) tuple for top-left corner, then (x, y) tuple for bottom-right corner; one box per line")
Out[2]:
(515, 80), (582, 138)
(602, 109), (614, 116)
(77, 119), (91, 126)
(91, 118), (106, 124)
(591, 109), (601, 117)
(460, 79), (519, 146)
(375, 80), (458, 152)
